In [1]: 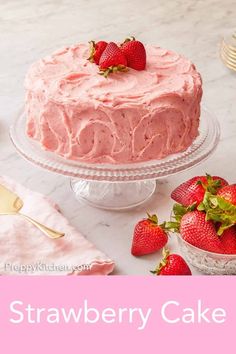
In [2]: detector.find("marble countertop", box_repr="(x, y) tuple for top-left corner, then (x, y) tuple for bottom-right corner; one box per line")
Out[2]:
(0, 0), (235, 275)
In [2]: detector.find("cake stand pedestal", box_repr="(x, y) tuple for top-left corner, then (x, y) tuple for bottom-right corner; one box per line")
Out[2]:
(70, 179), (156, 210)
(10, 107), (220, 210)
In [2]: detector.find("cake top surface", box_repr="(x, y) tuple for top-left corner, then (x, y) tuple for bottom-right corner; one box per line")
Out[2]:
(25, 43), (202, 107)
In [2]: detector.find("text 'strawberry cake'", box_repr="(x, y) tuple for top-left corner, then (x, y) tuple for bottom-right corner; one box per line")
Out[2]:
(25, 41), (202, 164)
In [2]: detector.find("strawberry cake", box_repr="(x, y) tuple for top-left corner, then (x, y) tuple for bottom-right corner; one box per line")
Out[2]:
(25, 40), (202, 164)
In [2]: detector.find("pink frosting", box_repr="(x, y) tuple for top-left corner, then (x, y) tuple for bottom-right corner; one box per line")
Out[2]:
(25, 43), (202, 164)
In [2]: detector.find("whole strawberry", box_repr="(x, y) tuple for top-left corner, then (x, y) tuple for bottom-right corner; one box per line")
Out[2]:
(88, 40), (107, 65)
(121, 37), (146, 70)
(217, 184), (236, 206)
(99, 42), (127, 77)
(131, 213), (168, 256)
(151, 249), (192, 275)
(171, 174), (228, 207)
(180, 210), (223, 253)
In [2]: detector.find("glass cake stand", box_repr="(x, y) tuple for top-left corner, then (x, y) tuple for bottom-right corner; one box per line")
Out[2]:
(10, 107), (220, 210)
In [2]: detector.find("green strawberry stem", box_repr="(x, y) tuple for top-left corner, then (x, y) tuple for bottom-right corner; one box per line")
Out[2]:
(150, 248), (169, 275)
(146, 213), (175, 233)
(164, 221), (181, 233)
(198, 191), (236, 235)
(122, 36), (136, 45)
(99, 65), (128, 78)
(196, 173), (224, 194)
(87, 40), (96, 62)
(147, 213), (158, 225)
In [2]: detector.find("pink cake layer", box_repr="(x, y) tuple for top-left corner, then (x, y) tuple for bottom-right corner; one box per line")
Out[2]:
(25, 44), (202, 164)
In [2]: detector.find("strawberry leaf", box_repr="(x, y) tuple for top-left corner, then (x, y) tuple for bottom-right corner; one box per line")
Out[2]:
(197, 191), (212, 211)
(197, 201), (205, 211)
(87, 41), (96, 62)
(173, 203), (187, 216)
(147, 213), (158, 225)
(99, 64), (128, 78)
(198, 192), (236, 235)
(121, 36), (136, 45)
(206, 173), (211, 181)
(206, 174), (224, 194)
(164, 221), (180, 233)
(150, 248), (169, 275)
(217, 222), (235, 236)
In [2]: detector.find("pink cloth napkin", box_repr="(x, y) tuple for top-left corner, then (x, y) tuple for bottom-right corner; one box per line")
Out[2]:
(0, 176), (115, 275)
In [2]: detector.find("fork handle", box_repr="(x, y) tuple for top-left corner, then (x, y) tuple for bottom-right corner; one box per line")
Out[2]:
(19, 213), (65, 239)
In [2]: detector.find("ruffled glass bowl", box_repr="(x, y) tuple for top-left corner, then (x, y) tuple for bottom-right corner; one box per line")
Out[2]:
(177, 235), (236, 275)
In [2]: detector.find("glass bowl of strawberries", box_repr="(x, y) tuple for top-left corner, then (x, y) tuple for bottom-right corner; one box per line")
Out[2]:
(177, 234), (236, 275)
(168, 174), (236, 275)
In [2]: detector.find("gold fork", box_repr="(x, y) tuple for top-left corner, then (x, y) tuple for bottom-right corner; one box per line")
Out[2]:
(0, 184), (65, 239)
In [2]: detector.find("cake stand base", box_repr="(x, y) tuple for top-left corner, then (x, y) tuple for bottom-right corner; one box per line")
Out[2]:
(70, 180), (156, 210)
